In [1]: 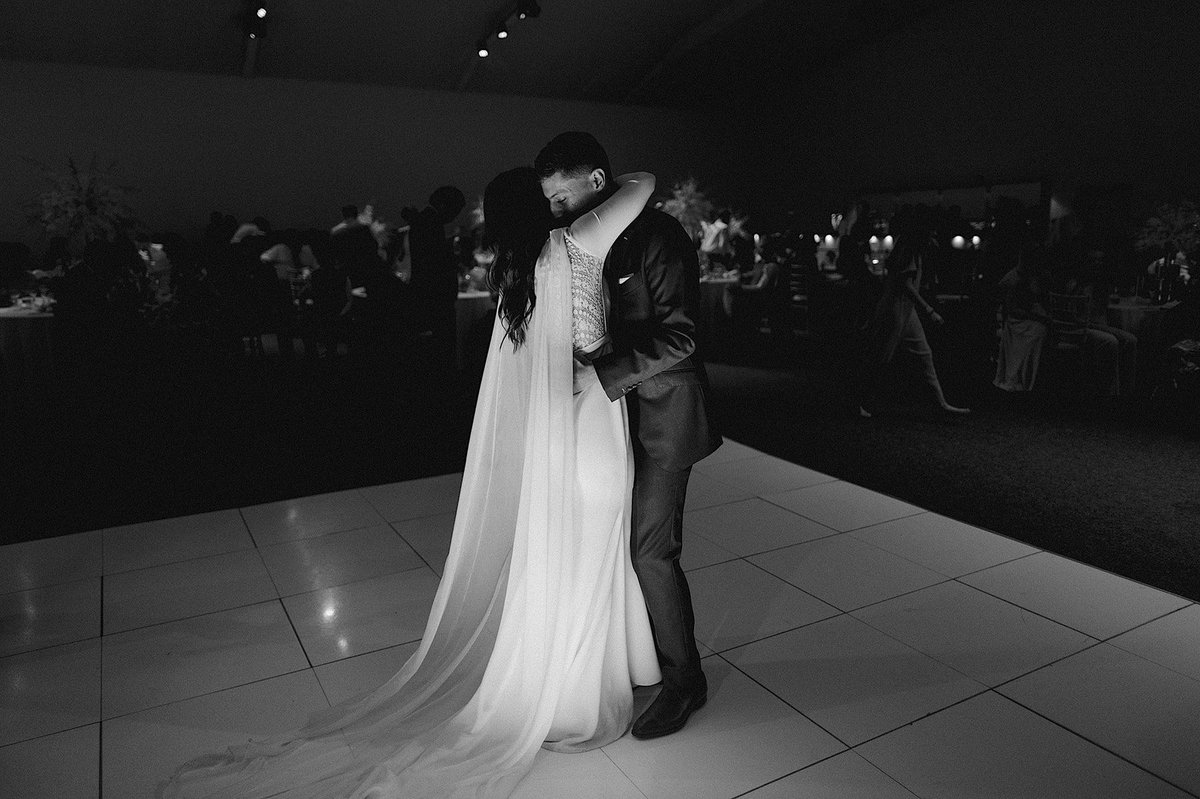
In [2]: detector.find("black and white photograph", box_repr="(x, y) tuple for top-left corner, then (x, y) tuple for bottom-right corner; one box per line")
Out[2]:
(2, 2), (1199, 797)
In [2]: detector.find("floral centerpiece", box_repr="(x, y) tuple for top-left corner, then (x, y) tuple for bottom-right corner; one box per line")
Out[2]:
(28, 156), (138, 255)
(658, 177), (713, 244)
(1135, 198), (1198, 299)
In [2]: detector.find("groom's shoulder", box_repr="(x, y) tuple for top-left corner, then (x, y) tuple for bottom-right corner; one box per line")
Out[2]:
(630, 207), (691, 245)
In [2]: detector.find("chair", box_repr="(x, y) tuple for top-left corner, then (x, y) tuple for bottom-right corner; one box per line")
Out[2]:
(1045, 292), (1091, 351)
(1038, 292), (1093, 396)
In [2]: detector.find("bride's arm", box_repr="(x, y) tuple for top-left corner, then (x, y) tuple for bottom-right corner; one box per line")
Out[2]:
(568, 172), (655, 257)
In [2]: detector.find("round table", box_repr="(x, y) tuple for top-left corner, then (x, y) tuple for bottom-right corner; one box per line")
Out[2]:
(1107, 298), (1170, 340)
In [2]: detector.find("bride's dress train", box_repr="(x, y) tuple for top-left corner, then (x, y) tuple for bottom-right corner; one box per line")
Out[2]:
(160, 226), (660, 798)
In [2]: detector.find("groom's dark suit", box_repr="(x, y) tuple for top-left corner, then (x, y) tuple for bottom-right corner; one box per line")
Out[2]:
(592, 207), (722, 692)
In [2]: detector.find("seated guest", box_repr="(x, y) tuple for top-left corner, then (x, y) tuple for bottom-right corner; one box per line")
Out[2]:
(994, 252), (1051, 392)
(726, 240), (784, 337)
(1058, 248), (1138, 397)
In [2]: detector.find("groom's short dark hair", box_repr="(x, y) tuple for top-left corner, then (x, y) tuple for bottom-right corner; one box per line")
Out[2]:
(534, 132), (612, 182)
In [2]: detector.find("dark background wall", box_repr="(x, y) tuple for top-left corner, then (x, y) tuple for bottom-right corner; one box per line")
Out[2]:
(757, 0), (1200, 211)
(4, 0), (1199, 242)
(0, 58), (744, 243)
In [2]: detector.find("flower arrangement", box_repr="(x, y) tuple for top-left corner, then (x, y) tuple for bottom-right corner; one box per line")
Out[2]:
(658, 177), (713, 243)
(1135, 199), (1199, 256)
(29, 156), (138, 254)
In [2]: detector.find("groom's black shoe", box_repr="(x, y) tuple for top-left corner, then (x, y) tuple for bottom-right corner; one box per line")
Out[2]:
(631, 683), (707, 740)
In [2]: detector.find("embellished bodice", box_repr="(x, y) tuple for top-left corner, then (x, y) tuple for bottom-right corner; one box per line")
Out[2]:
(566, 233), (608, 353)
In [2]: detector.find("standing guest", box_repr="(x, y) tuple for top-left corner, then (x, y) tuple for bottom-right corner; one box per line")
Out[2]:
(304, 233), (353, 358)
(330, 204), (360, 236)
(698, 210), (731, 272)
(403, 185), (466, 361)
(860, 207), (970, 417)
(260, 231), (304, 359)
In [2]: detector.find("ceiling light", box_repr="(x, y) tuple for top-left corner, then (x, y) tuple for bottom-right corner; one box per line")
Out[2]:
(256, 6), (267, 18)
(497, 24), (508, 39)
(517, 1), (541, 19)
(477, 39), (489, 57)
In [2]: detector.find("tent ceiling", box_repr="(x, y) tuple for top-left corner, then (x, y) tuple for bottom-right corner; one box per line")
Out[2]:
(3, 0), (952, 110)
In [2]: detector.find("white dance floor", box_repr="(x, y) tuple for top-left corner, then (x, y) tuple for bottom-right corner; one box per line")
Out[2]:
(3, 439), (1199, 798)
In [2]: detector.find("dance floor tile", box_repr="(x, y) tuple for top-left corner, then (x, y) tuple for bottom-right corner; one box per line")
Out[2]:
(102, 670), (330, 799)
(0, 530), (102, 592)
(999, 644), (1200, 795)
(960, 552), (1190, 639)
(685, 498), (838, 557)
(241, 490), (387, 546)
(359, 473), (463, 522)
(0, 638), (101, 746)
(102, 601), (309, 718)
(1108, 604), (1200, 682)
(684, 472), (755, 512)
(282, 569), (441, 666)
(850, 512), (1038, 578)
(516, 749), (647, 799)
(764, 481), (923, 532)
(103, 549), (278, 634)
(0, 723), (99, 799)
(858, 692), (1191, 799)
(852, 582), (1096, 686)
(749, 533), (946, 612)
(0, 577), (100, 657)
(103, 509), (252, 574)
(603, 658), (843, 799)
(688, 559), (839, 652)
(392, 512), (456, 575)
(260, 523), (424, 597)
(741, 751), (918, 798)
(313, 641), (420, 706)
(694, 455), (836, 496)
(694, 438), (764, 467)
(725, 615), (983, 746)
(680, 531), (738, 572)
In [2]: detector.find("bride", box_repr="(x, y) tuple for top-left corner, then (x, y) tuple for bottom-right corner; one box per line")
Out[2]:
(160, 166), (661, 798)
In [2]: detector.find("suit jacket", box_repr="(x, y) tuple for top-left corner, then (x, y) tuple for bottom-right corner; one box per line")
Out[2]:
(592, 208), (722, 471)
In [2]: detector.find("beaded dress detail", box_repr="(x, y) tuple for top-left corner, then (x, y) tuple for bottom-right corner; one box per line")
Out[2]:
(566, 233), (608, 353)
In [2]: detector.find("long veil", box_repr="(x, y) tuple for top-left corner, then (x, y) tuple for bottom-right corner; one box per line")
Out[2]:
(161, 232), (581, 798)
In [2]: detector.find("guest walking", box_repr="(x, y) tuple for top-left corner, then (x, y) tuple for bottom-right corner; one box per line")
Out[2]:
(860, 207), (970, 417)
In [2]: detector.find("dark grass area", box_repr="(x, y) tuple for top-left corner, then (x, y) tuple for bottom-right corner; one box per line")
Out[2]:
(4, 318), (1199, 601)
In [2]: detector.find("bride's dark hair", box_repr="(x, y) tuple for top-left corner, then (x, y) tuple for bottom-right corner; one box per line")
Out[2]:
(484, 167), (554, 348)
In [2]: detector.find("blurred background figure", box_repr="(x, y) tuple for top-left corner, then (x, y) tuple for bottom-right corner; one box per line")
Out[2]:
(860, 206), (970, 417)
(403, 185), (465, 363)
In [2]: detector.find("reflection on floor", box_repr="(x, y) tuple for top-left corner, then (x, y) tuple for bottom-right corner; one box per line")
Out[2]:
(3, 439), (1198, 798)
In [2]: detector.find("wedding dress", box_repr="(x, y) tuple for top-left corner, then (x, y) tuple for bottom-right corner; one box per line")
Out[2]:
(160, 175), (661, 799)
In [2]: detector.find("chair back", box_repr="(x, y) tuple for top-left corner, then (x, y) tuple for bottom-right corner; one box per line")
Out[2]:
(1046, 292), (1090, 348)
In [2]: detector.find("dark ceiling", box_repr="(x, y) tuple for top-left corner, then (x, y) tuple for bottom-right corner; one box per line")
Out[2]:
(1, 0), (953, 110)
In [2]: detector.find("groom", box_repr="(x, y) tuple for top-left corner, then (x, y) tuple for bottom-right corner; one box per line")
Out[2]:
(536, 132), (723, 739)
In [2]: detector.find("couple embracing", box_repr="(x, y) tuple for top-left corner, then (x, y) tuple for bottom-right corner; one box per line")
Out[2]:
(162, 132), (721, 798)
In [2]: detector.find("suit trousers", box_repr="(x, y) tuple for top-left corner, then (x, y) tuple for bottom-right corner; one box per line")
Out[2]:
(630, 438), (704, 691)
